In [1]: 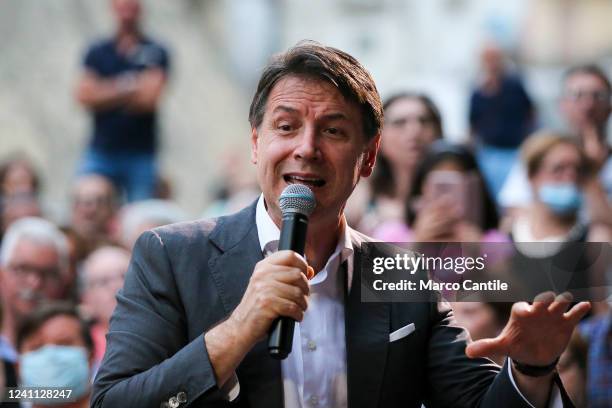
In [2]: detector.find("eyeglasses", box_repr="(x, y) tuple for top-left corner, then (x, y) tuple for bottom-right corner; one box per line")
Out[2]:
(73, 195), (112, 207)
(540, 161), (584, 178)
(6, 263), (61, 283)
(564, 89), (610, 103)
(386, 115), (436, 128)
(87, 272), (126, 290)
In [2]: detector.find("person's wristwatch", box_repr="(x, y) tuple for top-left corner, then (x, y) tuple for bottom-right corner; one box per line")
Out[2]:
(511, 357), (559, 377)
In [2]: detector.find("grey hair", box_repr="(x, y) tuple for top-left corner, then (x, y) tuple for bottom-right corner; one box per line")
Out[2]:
(120, 199), (187, 247)
(78, 245), (131, 295)
(0, 217), (69, 275)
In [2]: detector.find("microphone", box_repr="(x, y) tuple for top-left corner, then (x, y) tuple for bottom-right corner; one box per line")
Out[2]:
(268, 184), (316, 360)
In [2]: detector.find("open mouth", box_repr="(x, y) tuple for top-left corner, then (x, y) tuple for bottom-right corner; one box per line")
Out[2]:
(283, 174), (326, 188)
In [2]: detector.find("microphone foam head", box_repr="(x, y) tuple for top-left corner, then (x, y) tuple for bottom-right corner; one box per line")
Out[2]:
(279, 184), (316, 217)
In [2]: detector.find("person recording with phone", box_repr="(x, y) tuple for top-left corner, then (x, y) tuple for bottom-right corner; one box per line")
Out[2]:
(374, 141), (507, 244)
(92, 42), (589, 408)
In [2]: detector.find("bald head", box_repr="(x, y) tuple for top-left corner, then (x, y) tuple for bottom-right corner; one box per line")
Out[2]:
(480, 43), (505, 78)
(73, 174), (115, 199)
(111, 0), (141, 30)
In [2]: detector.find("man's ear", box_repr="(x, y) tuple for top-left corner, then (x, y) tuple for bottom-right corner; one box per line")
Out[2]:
(360, 132), (381, 178)
(251, 127), (259, 164)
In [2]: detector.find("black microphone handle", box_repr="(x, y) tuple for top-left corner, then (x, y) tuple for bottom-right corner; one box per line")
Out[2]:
(268, 212), (308, 359)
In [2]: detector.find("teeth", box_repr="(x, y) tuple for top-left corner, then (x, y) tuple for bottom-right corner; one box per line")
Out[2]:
(291, 176), (317, 181)
(285, 175), (325, 187)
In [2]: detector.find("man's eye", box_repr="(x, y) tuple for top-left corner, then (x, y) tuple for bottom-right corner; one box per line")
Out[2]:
(389, 118), (407, 127)
(325, 127), (342, 136)
(278, 124), (292, 132)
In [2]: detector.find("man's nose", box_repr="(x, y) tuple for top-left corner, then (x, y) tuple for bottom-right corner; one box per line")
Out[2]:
(561, 168), (579, 183)
(577, 95), (597, 111)
(293, 127), (320, 161)
(24, 271), (44, 291)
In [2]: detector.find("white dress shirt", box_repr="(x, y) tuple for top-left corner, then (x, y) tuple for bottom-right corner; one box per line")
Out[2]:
(256, 195), (353, 408)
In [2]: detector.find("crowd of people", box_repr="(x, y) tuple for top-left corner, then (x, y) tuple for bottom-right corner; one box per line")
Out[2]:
(0, 1), (611, 407)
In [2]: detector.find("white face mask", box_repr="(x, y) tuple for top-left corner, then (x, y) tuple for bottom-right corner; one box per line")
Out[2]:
(20, 345), (91, 401)
(537, 182), (582, 215)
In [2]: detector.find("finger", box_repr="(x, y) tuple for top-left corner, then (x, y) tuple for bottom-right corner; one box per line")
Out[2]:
(262, 264), (309, 285)
(271, 268), (310, 296)
(428, 219), (454, 236)
(272, 269), (310, 296)
(253, 264), (303, 284)
(252, 259), (306, 282)
(511, 301), (531, 318)
(251, 265), (308, 292)
(437, 195), (456, 208)
(531, 291), (556, 314)
(271, 281), (309, 310)
(465, 337), (506, 359)
(564, 301), (591, 325)
(306, 266), (315, 280)
(548, 292), (573, 315)
(269, 250), (309, 273)
(274, 298), (305, 322)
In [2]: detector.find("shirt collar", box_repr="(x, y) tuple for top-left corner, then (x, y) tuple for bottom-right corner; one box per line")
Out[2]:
(255, 194), (353, 283)
(256, 194), (281, 253)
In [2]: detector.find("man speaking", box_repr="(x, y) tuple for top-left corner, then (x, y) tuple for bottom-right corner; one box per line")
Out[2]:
(91, 42), (589, 407)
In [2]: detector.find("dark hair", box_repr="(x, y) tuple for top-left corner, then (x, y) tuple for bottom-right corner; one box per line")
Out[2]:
(248, 40), (383, 141)
(563, 64), (611, 94)
(16, 302), (93, 353)
(383, 92), (443, 137)
(0, 154), (40, 196)
(405, 141), (499, 230)
(371, 92), (444, 197)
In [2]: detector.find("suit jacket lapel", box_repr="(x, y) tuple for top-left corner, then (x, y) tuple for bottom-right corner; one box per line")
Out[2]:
(345, 235), (390, 408)
(208, 201), (283, 408)
(208, 202), (263, 314)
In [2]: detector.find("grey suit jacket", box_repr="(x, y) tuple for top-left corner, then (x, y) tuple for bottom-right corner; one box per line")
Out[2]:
(91, 201), (571, 407)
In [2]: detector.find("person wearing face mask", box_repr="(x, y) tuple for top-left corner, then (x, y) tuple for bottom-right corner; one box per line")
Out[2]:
(373, 141), (507, 244)
(511, 131), (608, 246)
(15, 303), (93, 408)
(499, 65), (612, 229)
(0, 218), (70, 366)
(510, 131), (610, 312)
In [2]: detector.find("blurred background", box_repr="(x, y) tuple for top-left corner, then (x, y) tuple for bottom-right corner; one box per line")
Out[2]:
(3, 0), (612, 218)
(1, 1), (611, 406)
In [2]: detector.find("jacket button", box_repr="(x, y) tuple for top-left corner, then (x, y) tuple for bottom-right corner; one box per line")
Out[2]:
(168, 396), (179, 408)
(177, 391), (187, 403)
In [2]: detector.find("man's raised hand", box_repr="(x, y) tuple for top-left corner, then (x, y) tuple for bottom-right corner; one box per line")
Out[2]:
(465, 292), (591, 366)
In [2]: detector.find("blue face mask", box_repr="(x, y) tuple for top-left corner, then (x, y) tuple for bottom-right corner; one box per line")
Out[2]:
(537, 183), (582, 215)
(20, 345), (90, 401)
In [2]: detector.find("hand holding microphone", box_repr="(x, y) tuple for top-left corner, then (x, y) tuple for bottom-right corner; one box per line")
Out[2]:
(268, 184), (316, 359)
(223, 185), (315, 359)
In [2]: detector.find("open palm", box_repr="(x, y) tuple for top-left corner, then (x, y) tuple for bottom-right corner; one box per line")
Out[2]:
(466, 292), (591, 366)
